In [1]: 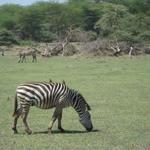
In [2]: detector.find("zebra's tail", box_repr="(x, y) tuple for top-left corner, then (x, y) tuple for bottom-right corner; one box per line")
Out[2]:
(12, 93), (18, 117)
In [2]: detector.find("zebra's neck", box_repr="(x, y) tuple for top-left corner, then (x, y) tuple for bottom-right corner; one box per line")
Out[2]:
(68, 89), (86, 117)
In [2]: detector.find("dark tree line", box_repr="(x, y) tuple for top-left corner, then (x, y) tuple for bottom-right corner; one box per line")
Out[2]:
(0, 0), (149, 45)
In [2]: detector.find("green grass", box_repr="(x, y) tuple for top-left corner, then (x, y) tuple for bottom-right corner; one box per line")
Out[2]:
(0, 55), (150, 150)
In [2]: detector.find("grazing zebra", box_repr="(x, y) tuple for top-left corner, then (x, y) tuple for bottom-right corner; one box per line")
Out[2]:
(12, 81), (93, 134)
(18, 48), (38, 63)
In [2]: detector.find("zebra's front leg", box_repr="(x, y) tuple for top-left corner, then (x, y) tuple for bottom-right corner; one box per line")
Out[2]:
(22, 106), (32, 134)
(48, 107), (62, 134)
(21, 56), (24, 63)
(22, 56), (26, 63)
(32, 57), (34, 62)
(58, 110), (65, 132)
(32, 56), (36, 63)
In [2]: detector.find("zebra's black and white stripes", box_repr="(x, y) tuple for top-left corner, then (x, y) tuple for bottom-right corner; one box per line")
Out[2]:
(12, 81), (93, 134)
(16, 82), (68, 109)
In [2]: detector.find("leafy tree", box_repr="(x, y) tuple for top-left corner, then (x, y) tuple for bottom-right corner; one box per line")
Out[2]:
(19, 6), (43, 41)
(82, 6), (100, 31)
(117, 13), (150, 42)
(94, 3), (128, 37)
(0, 4), (22, 30)
(105, 0), (150, 14)
(123, 0), (150, 14)
(0, 0), (149, 43)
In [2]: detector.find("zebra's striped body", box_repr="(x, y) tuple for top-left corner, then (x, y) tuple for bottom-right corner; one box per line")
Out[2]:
(12, 81), (93, 134)
(17, 82), (69, 109)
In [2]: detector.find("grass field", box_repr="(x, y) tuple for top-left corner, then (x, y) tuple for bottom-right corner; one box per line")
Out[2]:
(0, 55), (150, 150)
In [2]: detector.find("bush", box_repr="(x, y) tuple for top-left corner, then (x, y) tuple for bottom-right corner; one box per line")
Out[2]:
(87, 31), (97, 41)
(63, 43), (79, 56)
(81, 39), (113, 56)
(39, 30), (57, 42)
(69, 29), (97, 42)
(140, 31), (150, 41)
(19, 40), (36, 46)
(145, 48), (150, 54)
(115, 30), (141, 43)
(0, 29), (19, 46)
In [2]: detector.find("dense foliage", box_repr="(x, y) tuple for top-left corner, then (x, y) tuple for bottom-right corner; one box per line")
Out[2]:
(0, 0), (149, 45)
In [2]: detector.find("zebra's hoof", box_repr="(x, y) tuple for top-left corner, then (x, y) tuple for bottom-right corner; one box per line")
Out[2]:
(48, 128), (52, 134)
(25, 129), (32, 135)
(14, 130), (18, 134)
(58, 127), (65, 133)
(12, 127), (18, 134)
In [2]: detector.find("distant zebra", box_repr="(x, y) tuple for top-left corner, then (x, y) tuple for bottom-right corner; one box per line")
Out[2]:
(12, 81), (93, 134)
(18, 48), (38, 63)
(0, 47), (5, 56)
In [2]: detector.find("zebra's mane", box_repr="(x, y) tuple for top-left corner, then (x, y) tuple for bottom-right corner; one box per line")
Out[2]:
(71, 89), (91, 111)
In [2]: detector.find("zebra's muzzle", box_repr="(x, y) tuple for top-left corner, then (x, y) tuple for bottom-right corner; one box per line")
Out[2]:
(79, 111), (93, 132)
(86, 125), (93, 132)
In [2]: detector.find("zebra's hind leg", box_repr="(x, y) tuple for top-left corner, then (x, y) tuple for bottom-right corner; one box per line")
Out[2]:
(58, 110), (65, 132)
(18, 59), (20, 63)
(18, 56), (21, 63)
(22, 55), (26, 63)
(22, 106), (32, 134)
(12, 108), (22, 134)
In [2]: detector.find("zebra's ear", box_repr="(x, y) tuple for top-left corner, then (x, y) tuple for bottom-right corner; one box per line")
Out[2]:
(49, 79), (52, 83)
(62, 80), (66, 85)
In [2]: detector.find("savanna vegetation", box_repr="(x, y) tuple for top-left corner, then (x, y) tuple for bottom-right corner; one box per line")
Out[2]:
(0, 0), (150, 56)
(0, 55), (150, 149)
(0, 1), (150, 149)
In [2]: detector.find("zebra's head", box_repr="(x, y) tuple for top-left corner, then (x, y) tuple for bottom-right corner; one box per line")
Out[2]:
(71, 90), (93, 131)
(74, 92), (93, 131)
(79, 111), (93, 132)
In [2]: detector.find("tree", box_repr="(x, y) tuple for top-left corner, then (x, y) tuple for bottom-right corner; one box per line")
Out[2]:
(104, 0), (150, 14)
(82, 5), (100, 31)
(94, 3), (128, 37)
(117, 13), (150, 42)
(19, 6), (43, 41)
(0, 0), (149, 44)
(0, 4), (22, 30)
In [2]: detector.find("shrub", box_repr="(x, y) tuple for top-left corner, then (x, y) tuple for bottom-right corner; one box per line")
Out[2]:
(39, 30), (57, 42)
(63, 43), (79, 56)
(81, 39), (113, 56)
(140, 31), (150, 41)
(0, 29), (19, 46)
(69, 29), (97, 42)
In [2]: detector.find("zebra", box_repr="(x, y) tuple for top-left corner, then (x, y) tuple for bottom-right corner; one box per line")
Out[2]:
(0, 47), (5, 56)
(18, 48), (38, 63)
(12, 81), (93, 134)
